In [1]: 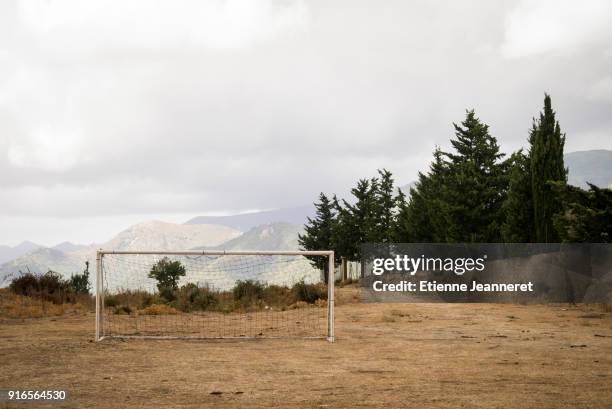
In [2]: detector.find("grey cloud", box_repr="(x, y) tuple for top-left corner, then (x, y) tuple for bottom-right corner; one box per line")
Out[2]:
(1, 0), (611, 245)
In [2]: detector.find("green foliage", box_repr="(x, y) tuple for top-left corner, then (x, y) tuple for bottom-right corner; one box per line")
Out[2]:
(298, 192), (337, 278)
(232, 280), (265, 304)
(173, 283), (218, 312)
(334, 169), (403, 260)
(502, 150), (535, 242)
(530, 94), (567, 242)
(396, 111), (509, 243)
(292, 280), (327, 304)
(440, 110), (509, 242)
(396, 149), (447, 242)
(552, 182), (612, 242)
(148, 257), (186, 300)
(299, 169), (404, 264)
(69, 261), (90, 294)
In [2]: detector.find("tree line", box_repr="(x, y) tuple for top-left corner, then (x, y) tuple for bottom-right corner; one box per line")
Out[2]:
(299, 94), (611, 264)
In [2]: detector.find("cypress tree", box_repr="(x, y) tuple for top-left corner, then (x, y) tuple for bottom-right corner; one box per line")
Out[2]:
(530, 94), (567, 242)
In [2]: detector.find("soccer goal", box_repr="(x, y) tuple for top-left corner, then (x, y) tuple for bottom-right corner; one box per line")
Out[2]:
(95, 250), (335, 342)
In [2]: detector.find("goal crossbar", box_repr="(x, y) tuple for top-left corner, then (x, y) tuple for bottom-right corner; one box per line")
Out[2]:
(95, 249), (335, 342)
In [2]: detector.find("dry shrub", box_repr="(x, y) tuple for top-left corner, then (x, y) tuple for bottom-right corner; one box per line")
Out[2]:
(289, 301), (310, 309)
(292, 281), (327, 304)
(104, 290), (152, 309)
(139, 304), (180, 315)
(262, 284), (294, 307)
(173, 284), (218, 312)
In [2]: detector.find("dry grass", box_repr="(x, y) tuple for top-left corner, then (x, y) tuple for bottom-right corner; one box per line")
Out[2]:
(0, 288), (610, 408)
(139, 304), (180, 315)
(0, 289), (89, 319)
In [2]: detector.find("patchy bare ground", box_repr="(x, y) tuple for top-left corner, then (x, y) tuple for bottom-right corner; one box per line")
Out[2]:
(1, 289), (611, 408)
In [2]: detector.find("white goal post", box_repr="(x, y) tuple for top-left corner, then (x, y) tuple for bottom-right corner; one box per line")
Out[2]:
(95, 250), (335, 342)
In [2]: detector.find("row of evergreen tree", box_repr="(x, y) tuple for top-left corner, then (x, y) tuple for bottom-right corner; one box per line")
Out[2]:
(299, 94), (611, 263)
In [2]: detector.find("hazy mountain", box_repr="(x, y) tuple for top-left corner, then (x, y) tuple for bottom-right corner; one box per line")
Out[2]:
(52, 241), (88, 253)
(0, 221), (242, 287)
(185, 206), (315, 232)
(565, 150), (612, 188)
(101, 220), (241, 251)
(0, 247), (84, 286)
(210, 222), (304, 251)
(0, 241), (42, 264)
(185, 222), (318, 290)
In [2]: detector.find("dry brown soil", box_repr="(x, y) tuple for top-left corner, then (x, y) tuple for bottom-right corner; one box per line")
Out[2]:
(1, 289), (611, 408)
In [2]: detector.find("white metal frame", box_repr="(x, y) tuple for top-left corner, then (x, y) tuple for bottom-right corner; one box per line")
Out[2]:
(95, 249), (335, 342)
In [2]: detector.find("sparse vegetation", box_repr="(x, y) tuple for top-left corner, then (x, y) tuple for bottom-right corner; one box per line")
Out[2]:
(9, 270), (91, 306)
(99, 280), (327, 316)
(292, 280), (327, 304)
(4, 257), (327, 318)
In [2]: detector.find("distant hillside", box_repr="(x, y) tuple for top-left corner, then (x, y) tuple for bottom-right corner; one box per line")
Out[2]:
(565, 150), (612, 188)
(185, 206), (315, 232)
(0, 248), (84, 286)
(187, 222), (317, 290)
(211, 222), (304, 251)
(52, 241), (88, 253)
(0, 241), (42, 264)
(102, 220), (241, 251)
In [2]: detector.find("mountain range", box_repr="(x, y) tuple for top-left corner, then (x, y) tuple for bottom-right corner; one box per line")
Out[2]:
(0, 221), (242, 286)
(185, 206), (315, 231)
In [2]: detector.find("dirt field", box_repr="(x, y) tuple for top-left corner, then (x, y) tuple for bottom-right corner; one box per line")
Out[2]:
(1, 289), (611, 408)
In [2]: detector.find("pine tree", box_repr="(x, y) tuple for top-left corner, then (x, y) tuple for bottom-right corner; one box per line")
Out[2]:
(396, 148), (447, 242)
(373, 168), (397, 243)
(392, 188), (409, 242)
(338, 178), (379, 260)
(501, 150), (535, 242)
(298, 193), (337, 275)
(441, 110), (508, 242)
(530, 94), (567, 242)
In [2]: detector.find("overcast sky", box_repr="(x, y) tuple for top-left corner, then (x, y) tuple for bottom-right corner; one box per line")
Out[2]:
(1, 0), (611, 246)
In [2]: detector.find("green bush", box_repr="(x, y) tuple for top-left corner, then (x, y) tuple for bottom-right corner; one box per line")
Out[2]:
(68, 261), (90, 294)
(148, 258), (186, 300)
(233, 280), (264, 304)
(292, 280), (327, 304)
(173, 283), (218, 312)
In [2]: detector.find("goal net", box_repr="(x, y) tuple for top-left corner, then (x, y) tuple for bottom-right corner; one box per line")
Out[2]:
(95, 250), (334, 342)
